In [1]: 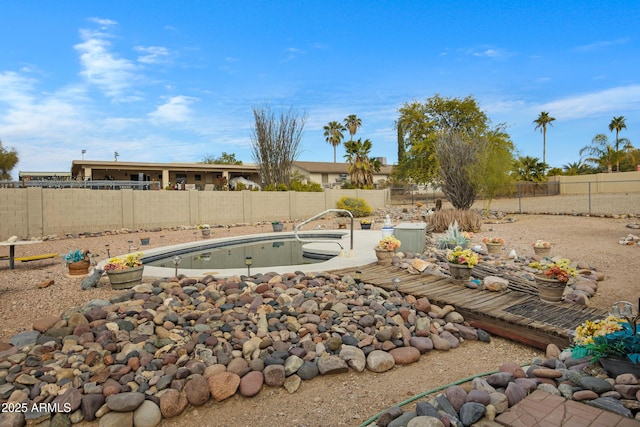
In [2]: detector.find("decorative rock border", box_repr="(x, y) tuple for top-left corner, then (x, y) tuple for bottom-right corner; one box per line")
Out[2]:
(367, 346), (640, 425)
(0, 271), (489, 426)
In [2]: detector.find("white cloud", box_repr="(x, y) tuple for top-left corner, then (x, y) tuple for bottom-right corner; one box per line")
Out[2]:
(135, 46), (171, 64)
(575, 38), (628, 52)
(148, 95), (197, 123)
(74, 22), (139, 100)
(538, 85), (640, 120)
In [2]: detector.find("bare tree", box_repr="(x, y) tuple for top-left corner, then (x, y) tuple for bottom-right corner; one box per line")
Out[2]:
(251, 106), (306, 187)
(435, 130), (486, 210)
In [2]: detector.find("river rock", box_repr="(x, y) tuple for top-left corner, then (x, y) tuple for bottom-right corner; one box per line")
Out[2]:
(133, 400), (162, 427)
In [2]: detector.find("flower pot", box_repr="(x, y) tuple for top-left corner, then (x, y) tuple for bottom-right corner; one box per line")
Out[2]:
(448, 263), (472, 283)
(599, 356), (640, 378)
(272, 223), (284, 232)
(360, 223), (372, 230)
(68, 259), (90, 276)
(535, 275), (566, 303)
(140, 237), (150, 246)
(374, 247), (394, 265)
(485, 243), (502, 255)
(201, 229), (211, 238)
(533, 246), (551, 256)
(106, 265), (144, 290)
(446, 243), (468, 250)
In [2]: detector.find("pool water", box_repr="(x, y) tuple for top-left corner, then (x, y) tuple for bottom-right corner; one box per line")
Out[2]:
(144, 238), (336, 270)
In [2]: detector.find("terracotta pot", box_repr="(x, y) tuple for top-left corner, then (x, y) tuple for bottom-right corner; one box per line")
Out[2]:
(533, 246), (551, 256)
(535, 275), (566, 303)
(448, 263), (472, 283)
(106, 265), (144, 290)
(485, 243), (502, 255)
(201, 229), (211, 238)
(374, 247), (394, 265)
(68, 259), (90, 276)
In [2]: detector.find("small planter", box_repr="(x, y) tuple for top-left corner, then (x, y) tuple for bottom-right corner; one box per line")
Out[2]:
(68, 259), (90, 276)
(533, 246), (551, 256)
(360, 222), (372, 230)
(272, 223), (284, 232)
(449, 263), (472, 283)
(374, 248), (394, 265)
(107, 266), (144, 290)
(201, 229), (211, 238)
(485, 243), (503, 255)
(535, 275), (566, 303)
(599, 356), (640, 378)
(140, 237), (150, 246)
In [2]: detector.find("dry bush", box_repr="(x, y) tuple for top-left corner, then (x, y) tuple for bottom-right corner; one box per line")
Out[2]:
(426, 208), (481, 233)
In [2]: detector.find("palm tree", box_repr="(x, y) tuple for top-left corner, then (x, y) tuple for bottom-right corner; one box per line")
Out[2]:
(608, 116), (627, 172)
(344, 138), (378, 188)
(343, 115), (362, 141)
(323, 121), (346, 163)
(580, 133), (615, 173)
(512, 155), (547, 182)
(533, 111), (556, 165)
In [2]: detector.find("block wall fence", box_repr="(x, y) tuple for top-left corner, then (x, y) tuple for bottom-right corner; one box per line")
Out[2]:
(0, 188), (390, 240)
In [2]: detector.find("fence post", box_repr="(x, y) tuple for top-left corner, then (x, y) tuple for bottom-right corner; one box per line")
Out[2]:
(518, 183), (522, 213)
(588, 182), (591, 214)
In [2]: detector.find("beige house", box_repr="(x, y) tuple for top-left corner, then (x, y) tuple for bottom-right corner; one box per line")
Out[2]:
(70, 160), (261, 190)
(291, 160), (393, 188)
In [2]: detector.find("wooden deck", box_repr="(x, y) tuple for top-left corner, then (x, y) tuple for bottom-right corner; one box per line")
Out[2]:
(331, 263), (608, 350)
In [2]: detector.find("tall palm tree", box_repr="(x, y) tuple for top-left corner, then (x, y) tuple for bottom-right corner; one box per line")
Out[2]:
(609, 116), (627, 172)
(533, 111), (556, 165)
(343, 115), (362, 141)
(323, 121), (345, 163)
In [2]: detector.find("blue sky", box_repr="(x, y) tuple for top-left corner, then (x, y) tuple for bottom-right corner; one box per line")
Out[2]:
(1, 1), (639, 178)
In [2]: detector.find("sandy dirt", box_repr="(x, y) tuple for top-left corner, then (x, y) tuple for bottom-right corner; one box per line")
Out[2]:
(0, 210), (639, 426)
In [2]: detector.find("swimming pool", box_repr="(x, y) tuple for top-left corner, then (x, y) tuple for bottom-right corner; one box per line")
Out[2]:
(143, 233), (343, 270)
(134, 230), (381, 278)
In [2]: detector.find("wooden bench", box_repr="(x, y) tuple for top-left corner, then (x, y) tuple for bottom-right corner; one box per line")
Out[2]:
(0, 253), (58, 263)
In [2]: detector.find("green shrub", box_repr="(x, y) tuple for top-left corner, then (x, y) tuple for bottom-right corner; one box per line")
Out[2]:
(262, 183), (277, 191)
(276, 183), (288, 191)
(336, 196), (373, 218)
(235, 182), (246, 191)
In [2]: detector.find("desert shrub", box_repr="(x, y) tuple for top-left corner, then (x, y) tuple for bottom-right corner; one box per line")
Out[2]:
(336, 196), (372, 218)
(235, 182), (246, 191)
(289, 180), (324, 192)
(276, 183), (288, 191)
(425, 208), (481, 233)
(262, 183), (276, 191)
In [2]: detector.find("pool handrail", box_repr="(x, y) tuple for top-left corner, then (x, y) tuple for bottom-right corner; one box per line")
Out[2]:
(294, 209), (354, 255)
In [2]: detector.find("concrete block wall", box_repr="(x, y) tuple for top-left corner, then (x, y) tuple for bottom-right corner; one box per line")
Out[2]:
(0, 188), (391, 240)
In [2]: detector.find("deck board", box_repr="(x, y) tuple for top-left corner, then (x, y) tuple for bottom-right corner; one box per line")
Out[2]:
(332, 263), (608, 350)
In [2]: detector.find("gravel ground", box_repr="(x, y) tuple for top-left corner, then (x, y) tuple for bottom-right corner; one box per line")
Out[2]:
(1, 209), (639, 426)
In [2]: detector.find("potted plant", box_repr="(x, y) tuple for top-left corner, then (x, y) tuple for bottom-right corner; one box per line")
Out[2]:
(446, 246), (479, 283)
(360, 219), (373, 230)
(62, 249), (91, 276)
(375, 235), (401, 265)
(570, 310), (640, 377)
(103, 252), (144, 289)
(530, 258), (576, 302)
(532, 239), (552, 256)
(197, 223), (211, 238)
(272, 221), (284, 232)
(482, 236), (505, 255)
(140, 237), (150, 246)
(436, 221), (471, 249)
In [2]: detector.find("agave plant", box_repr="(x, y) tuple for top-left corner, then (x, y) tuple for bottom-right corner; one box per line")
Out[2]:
(435, 221), (470, 249)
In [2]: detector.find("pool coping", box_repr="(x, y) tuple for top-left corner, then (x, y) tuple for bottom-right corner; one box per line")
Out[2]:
(105, 230), (383, 278)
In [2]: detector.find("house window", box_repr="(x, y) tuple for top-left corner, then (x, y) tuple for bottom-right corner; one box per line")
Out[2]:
(195, 174), (202, 181)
